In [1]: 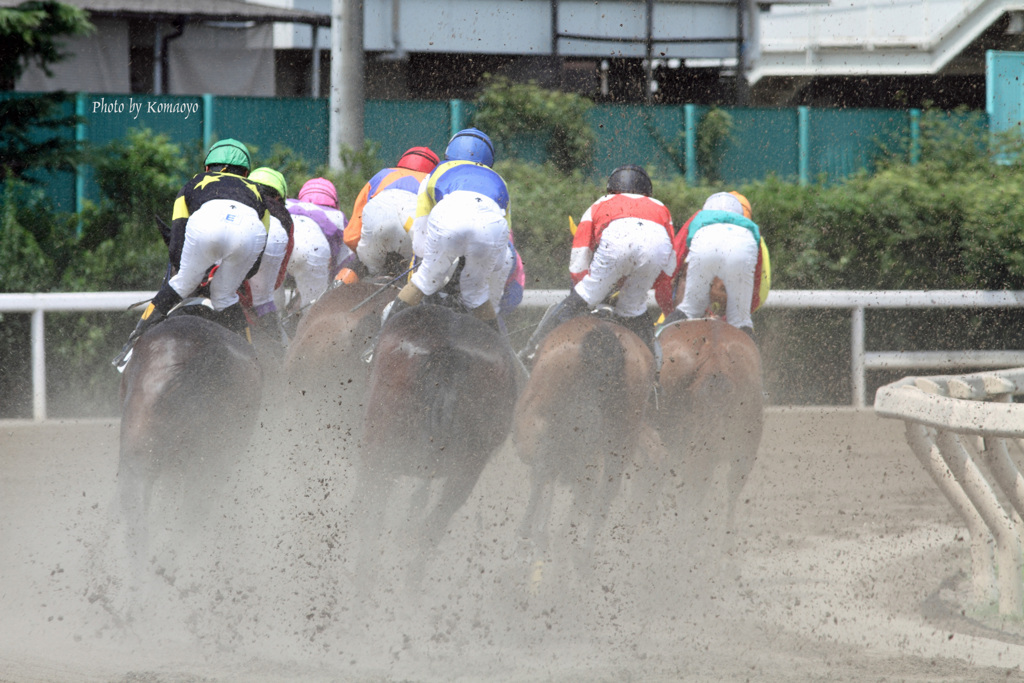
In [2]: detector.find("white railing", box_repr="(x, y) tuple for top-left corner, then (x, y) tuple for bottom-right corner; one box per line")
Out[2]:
(874, 367), (1024, 616)
(761, 290), (1024, 408)
(4, 289), (1024, 420)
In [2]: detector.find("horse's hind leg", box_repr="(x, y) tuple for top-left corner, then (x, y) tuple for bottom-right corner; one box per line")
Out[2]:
(517, 465), (554, 554)
(406, 462), (486, 589)
(115, 462), (156, 580)
(574, 449), (626, 575)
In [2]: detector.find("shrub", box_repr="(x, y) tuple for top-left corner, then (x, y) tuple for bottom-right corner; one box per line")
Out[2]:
(473, 76), (596, 174)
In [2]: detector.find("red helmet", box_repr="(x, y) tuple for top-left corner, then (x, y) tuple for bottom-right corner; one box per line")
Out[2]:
(397, 146), (439, 173)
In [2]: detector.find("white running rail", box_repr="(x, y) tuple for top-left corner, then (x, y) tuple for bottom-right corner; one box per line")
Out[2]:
(875, 367), (1024, 616)
(3, 289), (1024, 419)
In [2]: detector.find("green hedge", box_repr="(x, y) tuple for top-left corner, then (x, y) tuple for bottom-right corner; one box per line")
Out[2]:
(5, 109), (1024, 416)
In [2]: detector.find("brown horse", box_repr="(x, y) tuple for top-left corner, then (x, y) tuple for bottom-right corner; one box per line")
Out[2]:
(352, 303), (519, 590)
(282, 279), (399, 433)
(117, 310), (263, 575)
(651, 316), (763, 544)
(512, 314), (655, 573)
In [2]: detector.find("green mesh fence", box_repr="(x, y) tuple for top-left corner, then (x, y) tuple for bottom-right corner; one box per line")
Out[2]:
(364, 100), (455, 165)
(719, 107), (801, 184)
(3, 92), (930, 212)
(807, 108), (908, 182)
(215, 96), (327, 167)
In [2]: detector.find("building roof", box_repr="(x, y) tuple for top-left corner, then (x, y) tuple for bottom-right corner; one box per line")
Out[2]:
(0, 0), (330, 27)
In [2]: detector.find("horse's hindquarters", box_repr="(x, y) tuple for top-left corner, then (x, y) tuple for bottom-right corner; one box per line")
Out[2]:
(117, 315), (263, 564)
(355, 304), (518, 589)
(282, 282), (396, 434)
(512, 316), (655, 570)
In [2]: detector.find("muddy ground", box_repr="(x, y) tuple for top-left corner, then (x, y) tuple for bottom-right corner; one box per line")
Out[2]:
(2, 408), (1023, 682)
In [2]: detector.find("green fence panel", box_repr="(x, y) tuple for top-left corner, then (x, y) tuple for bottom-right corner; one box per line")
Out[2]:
(79, 94), (204, 205)
(5, 92), (989, 214)
(364, 99), (456, 165)
(214, 96), (328, 169)
(807, 108), (908, 182)
(717, 107), (800, 185)
(587, 105), (686, 179)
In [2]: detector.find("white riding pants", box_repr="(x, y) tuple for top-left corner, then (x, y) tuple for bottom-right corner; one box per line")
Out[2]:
(247, 214), (289, 310)
(286, 215), (332, 307)
(169, 199), (267, 311)
(574, 217), (676, 317)
(357, 188), (417, 275)
(679, 223), (759, 329)
(411, 191), (510, 310)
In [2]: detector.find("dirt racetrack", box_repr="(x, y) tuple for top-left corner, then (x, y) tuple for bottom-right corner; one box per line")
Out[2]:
(2, 407), (1024, 682)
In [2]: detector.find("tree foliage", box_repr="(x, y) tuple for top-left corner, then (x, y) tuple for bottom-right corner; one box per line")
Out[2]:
(0, 1), (93, 182)
(473, 75), (596, 174)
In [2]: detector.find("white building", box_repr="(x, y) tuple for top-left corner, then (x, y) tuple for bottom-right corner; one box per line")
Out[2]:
(11, 0), (1023, 106)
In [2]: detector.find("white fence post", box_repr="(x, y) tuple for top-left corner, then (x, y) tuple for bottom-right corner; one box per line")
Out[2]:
(851, 304), (866, 408)
(31, 309), (46, 422)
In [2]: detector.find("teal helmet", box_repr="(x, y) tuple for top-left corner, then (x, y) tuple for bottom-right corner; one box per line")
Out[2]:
(204, 138), (251, 171)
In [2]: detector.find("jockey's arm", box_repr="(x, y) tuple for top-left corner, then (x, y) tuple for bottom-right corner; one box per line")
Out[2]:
(343, 181), (372, 252)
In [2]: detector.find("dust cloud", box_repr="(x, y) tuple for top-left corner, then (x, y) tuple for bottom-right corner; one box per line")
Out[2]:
(2, 409), (1023, 682)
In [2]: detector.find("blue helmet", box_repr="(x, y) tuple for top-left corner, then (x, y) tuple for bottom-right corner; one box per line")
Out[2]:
(444, 127), (495, 167)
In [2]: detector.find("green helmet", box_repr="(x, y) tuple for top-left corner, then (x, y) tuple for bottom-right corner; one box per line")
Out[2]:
(204, 138), (251, 171)
(248, 167), (288, 199)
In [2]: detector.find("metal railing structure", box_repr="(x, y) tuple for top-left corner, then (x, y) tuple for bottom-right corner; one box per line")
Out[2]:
(762, 290), (1024, 408)
(874, 367), (1024, 616)
(4, 289), (1024, 420)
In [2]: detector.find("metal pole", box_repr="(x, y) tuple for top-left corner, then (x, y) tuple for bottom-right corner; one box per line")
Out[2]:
(329, 0), (365, 170)
(550, 0), (561, 87)
(910, 108), (921, 165)
(311, 26), (321, 98)
(74, 93), (86, 235)
(851, 304), (865, 408)
(798, 105), (810, 186)
(450, 99), (464, 138)
(153, 23), (163, 95)
(684, 103), (697, 184)
(202, 93), (215, 151)
(645, 0), (654, 103)
(31, 309), (46, 421)
(735, 0), (748, 105)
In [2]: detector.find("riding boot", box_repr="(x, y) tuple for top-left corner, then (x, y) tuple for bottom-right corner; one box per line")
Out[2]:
(619, 310), (663, 394)
(216, 303), (252, 341)
(517, 289), (590, 366)
(112, 301), (167, 368)
(150, 285), (184, 317)
(361, 291), (417, 364)
(468, 300), (500, 331)
(740, 325), (757, 344)
(659, 307), (688, 328)
(618, 310), (657, 355)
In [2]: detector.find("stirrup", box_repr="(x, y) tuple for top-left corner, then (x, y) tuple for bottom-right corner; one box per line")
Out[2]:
(112, 340), (135, 372)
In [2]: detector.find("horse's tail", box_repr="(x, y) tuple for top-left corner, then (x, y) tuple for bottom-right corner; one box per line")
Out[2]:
(579, 323), (628, 418)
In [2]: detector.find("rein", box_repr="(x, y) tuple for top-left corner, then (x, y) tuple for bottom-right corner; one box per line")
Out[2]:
(349, 266), (414, 313)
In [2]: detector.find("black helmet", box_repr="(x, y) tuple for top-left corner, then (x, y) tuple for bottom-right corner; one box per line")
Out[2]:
(606, 165), (652, 196)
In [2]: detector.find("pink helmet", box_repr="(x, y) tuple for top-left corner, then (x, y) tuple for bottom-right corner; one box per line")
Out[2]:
(298, 177), (338, 209)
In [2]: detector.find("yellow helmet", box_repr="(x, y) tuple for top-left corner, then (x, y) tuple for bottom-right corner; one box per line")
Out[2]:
(248, 167), (288, 199)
